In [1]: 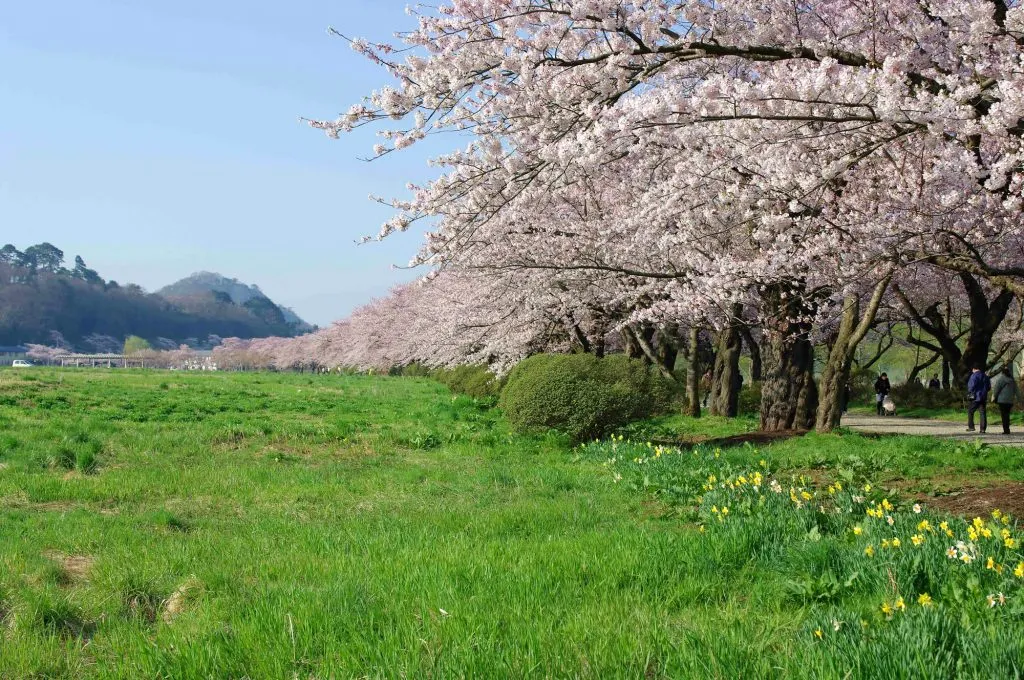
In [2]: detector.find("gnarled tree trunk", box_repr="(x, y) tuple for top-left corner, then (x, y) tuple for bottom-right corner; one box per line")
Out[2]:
(710, 304), (743, 417)
(739, 324), (762, 382)
(760, 283), (818, 432)
(685, 326), (701, 418)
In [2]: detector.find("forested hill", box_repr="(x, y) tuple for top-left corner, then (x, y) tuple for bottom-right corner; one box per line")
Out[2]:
(157, 272), (313, 333)
(0, 243), (311, 350)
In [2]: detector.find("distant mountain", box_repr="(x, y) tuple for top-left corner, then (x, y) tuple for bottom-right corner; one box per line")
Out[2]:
(0, 243), (313, 350)
(158, 272), (314, 333)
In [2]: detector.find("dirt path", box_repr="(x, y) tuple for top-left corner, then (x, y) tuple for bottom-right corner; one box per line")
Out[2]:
(842, 414), (1024, 446)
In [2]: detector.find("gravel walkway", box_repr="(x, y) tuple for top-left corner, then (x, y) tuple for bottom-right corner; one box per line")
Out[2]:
(842, 414), (1024, 446)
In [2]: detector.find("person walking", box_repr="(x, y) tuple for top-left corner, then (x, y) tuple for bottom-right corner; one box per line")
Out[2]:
(873, 373), (891, 416)
(991, 366), (1020, 435)
(966, 366), (992, 433)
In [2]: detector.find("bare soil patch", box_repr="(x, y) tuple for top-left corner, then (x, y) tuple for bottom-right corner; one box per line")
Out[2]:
(653, 429), (805, 449)
(42, 550), (96, 583)
(910, 481), (1024, 518)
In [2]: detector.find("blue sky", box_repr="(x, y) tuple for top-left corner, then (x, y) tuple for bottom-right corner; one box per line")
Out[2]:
(0, 1), (439, 326)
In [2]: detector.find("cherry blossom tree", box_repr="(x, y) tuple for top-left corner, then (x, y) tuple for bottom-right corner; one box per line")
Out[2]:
(309, 0), (1024, 430)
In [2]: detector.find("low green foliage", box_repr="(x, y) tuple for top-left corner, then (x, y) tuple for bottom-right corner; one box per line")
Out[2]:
(499, 354), (677, 442)
(431, 364), (502, 401)
(890, 382), (966, 412)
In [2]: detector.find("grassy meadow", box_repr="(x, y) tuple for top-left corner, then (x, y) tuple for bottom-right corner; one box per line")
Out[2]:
(1, 368), (1024, 678)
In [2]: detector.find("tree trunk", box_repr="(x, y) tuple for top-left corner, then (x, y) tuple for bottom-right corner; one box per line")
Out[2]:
(685, 326), (701, 418)
(896, 274), (1013, 388)
(740, 325), (762, 381)
(627, 325), (678, 382)
(655, 324), (679, 374)
(815, 279), (890, 432)
(760, 283), (818, 432)
(710, 305), (743, 417)
(622, 328), (642, 360)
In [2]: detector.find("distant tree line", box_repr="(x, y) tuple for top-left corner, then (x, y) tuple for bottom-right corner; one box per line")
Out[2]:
(0, 242), (302, 348)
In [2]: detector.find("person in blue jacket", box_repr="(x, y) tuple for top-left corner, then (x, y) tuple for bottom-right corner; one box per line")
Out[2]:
(966, 366), (992, 433)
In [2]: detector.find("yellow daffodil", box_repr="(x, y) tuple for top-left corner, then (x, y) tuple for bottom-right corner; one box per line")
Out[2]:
(891, 537), (901, 548)
(864, 545), (875, 557)
(918, 593), (933, 607)
(881, 601), (893, 616)
(814, 629), (823, 639)
(1014, 562), (1024, 579)
(853, 526), (864, 536)
(918, 520), (932, 532)
(911, 534), (925, 546)
(1005, 537), (1017, 549)
(895, 597), (906, 612)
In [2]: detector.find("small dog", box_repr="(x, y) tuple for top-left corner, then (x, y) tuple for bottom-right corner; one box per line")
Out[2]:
(882, 396), (896, 416)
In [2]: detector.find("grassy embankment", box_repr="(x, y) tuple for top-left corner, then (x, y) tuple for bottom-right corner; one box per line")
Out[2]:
(1, 368), (1023, 677)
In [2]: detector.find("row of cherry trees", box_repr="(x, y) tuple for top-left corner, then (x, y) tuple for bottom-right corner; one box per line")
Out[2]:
(297, 0), (1024, 432)
(39, 1), (1021, 434)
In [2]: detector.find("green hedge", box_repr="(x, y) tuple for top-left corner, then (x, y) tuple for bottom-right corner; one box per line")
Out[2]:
(498, 354), (678, 442)
(889, 381), (965, 411)
(433, 365), (503, 401)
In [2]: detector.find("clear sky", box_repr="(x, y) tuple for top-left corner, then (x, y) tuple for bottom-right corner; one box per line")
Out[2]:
(0, 0), (439, 326)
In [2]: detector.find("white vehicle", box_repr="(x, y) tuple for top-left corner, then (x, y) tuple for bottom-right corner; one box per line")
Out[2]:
(12, 360), (33, 368)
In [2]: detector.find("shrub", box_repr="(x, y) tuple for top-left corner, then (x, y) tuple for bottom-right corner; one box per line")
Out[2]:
(433, 365), (503, 401)
(738, 382), (762, 415)
(498, 354), (678, 442)
(889, 381), (964, 411)
(399, 363), (432, 378)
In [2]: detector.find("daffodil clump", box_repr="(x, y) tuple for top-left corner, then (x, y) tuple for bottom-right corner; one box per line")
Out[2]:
(585, 438), (1024, 667)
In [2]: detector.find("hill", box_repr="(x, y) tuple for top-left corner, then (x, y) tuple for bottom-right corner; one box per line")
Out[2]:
(0, 242), (311, 351)
(157, 272), (313, 332)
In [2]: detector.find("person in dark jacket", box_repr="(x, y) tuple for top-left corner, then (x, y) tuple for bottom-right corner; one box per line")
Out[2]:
(928, 374), (941, 390)
(991, 367), (1020, 435)
(873, 373), (891, 416)
(966, 367), (991, 433)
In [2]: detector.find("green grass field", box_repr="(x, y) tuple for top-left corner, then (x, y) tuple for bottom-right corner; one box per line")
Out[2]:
(2, 369), (1023, 678)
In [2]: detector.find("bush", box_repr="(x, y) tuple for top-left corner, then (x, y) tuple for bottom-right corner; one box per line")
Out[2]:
(498, 354), (678, 442)
(738, 382), (762, 415)
(433, 365), (503, 401)
(398, 363), (432, 378)
(889, 381), (964, 411)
